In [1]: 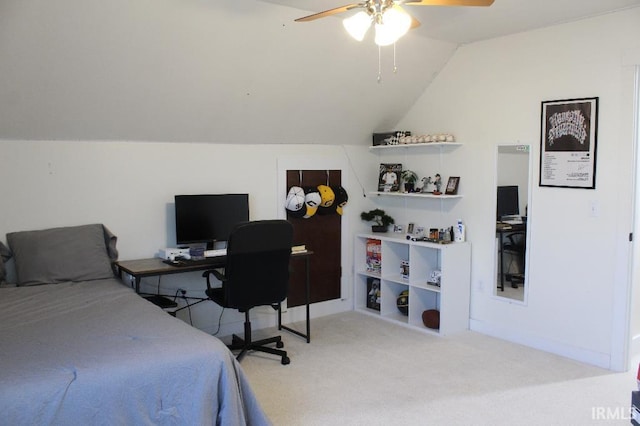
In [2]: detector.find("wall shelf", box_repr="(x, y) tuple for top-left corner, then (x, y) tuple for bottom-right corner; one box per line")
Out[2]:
(369, 142), (462, 151)
(369, 191), (462, 199)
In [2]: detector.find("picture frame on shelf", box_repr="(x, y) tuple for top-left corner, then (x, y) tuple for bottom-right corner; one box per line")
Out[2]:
(445, 176), (460, 195)
(378, 163), (402, 192)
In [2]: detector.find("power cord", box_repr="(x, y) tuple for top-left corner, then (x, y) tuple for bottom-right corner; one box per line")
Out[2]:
(172, 288), (193, 325)
(211, 308), (225, 336)
(172, 288), (186, 301)
(342, 145), (367, 198)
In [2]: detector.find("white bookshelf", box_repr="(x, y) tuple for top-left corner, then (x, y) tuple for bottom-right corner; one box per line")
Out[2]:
(354, 233), (470, 336)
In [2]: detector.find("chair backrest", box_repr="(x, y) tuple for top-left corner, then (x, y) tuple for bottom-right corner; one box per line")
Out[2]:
(222, 220), (293, 311)
(504, 231), (526, 252)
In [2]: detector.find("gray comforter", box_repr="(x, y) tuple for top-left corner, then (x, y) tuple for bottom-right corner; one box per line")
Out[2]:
(0, 278), (270, 425)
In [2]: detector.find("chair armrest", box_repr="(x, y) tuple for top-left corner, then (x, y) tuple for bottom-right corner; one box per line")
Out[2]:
(202, 269), (226, 290)
(211, 269), (225, 282)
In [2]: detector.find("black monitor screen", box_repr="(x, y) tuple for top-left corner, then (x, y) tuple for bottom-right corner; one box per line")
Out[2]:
(175, 194), (249, 246)
(496, 185), (519, 220)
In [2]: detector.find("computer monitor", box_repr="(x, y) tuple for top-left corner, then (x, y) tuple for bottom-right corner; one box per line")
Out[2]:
(496, 185), (519, 221)
(174, 194), (249, 248)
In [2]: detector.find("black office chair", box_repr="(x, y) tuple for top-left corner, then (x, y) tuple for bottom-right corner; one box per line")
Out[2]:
(203, 220), (293, 365)
(503, 231), (526, 288)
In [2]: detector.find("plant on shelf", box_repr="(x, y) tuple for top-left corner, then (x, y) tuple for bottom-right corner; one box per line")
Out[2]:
(361, 209), (394, 233)
(401, 170), (419, 193)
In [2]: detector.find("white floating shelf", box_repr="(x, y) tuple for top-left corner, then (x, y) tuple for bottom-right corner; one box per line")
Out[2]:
(369, 142), (462, 150)
(369, 191), (462, 199)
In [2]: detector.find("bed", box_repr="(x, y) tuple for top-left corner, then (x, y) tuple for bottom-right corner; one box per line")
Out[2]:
(0, 224), (270, 425)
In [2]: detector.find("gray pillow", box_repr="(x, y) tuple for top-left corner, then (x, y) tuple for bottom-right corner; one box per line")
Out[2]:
(7, 224), (117, 286)
(0, 241), (11, 283)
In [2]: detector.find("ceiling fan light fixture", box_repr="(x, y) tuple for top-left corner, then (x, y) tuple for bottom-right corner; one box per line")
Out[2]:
(343, 11), (372, 42)
(374, 6), (412, 46)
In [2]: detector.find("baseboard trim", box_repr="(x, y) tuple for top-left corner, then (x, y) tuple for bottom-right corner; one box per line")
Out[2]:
(470, 318), (612, 370)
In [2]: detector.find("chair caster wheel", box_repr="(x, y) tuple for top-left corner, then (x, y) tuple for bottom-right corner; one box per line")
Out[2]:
(281, 356), (290, 365)
(276, 341), (284, 348)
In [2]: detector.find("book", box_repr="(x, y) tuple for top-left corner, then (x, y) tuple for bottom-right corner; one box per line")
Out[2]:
(365, 239), (381, 273)
(378, 163), (402, 192)
(292, 244), (307, 253)
(366, 277), (381, 311)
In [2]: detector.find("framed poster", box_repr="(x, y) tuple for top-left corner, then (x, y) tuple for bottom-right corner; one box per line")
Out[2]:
(539, 97), (598, 189)
(378, 163), (402, 192)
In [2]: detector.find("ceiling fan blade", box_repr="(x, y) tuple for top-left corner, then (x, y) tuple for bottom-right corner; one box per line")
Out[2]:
(394, 5), (421, 29)
(403, 0), (494, 6)
(295, 4), (363, 22)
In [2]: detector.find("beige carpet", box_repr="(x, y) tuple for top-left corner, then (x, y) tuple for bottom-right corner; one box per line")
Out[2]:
(238, 312), (636, 425)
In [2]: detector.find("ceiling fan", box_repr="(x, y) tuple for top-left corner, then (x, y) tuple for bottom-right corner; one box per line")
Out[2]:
(295, 0), (495, 46)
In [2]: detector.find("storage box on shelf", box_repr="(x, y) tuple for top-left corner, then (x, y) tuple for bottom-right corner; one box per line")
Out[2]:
(354, 233), (471, 336)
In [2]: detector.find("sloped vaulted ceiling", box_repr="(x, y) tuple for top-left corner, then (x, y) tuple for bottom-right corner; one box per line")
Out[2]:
(0, 0), (456, 146)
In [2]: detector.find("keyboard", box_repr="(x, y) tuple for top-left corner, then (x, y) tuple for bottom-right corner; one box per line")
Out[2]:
(204, 248), (227, 257)
(162, 257), (223, 267)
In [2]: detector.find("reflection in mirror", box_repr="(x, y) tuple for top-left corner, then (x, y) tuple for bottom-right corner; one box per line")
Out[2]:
(494, 145), (530, 302)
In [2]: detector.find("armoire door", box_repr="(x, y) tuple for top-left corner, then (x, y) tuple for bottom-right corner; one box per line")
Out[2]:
(286, 170), (341, 307)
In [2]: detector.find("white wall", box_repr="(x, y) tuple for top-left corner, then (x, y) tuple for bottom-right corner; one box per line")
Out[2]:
(397, 8), (640, 370)
(0, 140), (372, 336)
(0, 0), (456, 146)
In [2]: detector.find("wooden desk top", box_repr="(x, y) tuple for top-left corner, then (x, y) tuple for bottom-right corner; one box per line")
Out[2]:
(496, 222), (526, 232)
(116, 250), (313, 278)
(116, 257), (225, 277)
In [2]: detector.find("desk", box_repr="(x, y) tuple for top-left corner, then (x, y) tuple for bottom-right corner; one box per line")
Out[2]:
(115, 251), (313, 342)
(116, 257), (220, 311)
(116, 257), (224, 293)
(496, 222), (526, 291)
(278, 251), (313, 343)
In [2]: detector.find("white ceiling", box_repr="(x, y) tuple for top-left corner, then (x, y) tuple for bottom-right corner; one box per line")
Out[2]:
(262, 0), (640, 44)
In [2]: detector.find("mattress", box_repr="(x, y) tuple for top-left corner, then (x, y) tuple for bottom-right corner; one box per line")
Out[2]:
(0, 278), (270, 425)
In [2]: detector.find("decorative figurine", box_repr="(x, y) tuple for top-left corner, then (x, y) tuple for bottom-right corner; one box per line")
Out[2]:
(433, 174), (442, 195)
(416, 176), (432, 193)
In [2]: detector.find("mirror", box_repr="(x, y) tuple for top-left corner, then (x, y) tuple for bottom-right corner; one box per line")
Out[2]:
(494, 144), (531, 302)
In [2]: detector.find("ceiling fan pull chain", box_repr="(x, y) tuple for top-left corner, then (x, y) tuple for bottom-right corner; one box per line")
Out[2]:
(377, 45), (382, 83)
(393, 43), (398, 73)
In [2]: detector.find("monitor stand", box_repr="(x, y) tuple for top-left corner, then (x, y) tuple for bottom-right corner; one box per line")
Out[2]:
(209, 241), (227, 251)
